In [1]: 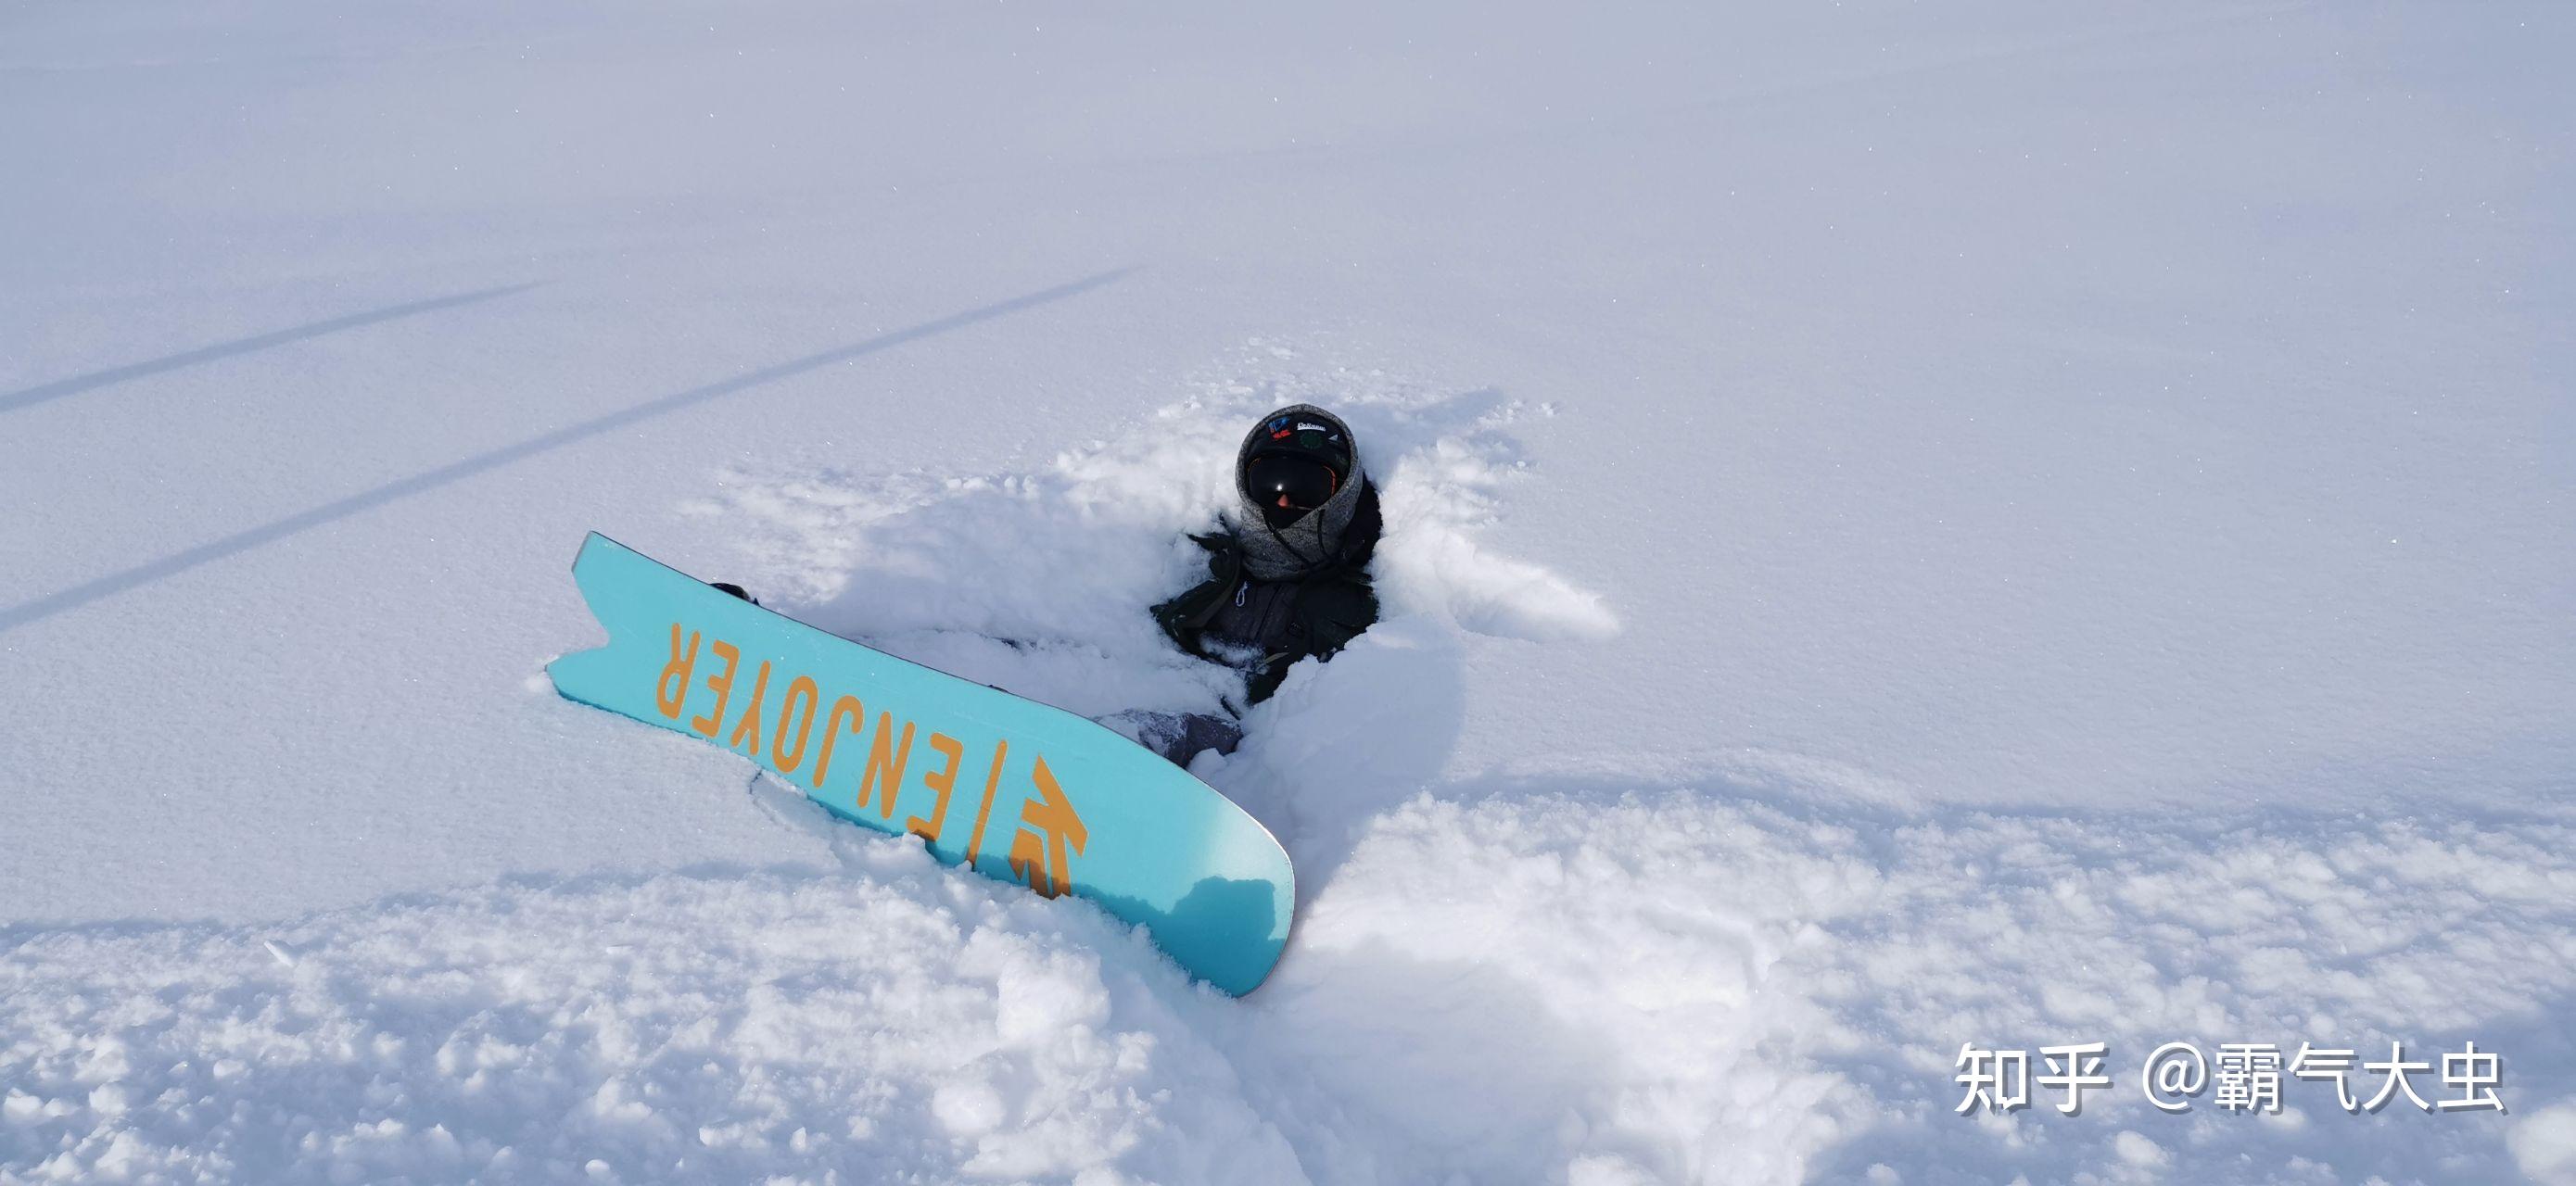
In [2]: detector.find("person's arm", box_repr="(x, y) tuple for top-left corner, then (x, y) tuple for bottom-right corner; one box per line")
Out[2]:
(1151, 533), (1240, 657)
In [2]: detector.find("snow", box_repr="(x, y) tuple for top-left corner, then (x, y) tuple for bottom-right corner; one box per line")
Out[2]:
(0, 810), (1302, 1185)
(2516, 1103), (2576, 1186)
(4, 0), (2571, 1181)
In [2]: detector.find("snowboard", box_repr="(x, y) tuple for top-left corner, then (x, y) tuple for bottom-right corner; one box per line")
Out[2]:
(547, 532), (1295, 996)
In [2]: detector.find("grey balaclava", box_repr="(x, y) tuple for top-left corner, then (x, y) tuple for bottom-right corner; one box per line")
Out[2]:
(1232, 404), (1366, 580)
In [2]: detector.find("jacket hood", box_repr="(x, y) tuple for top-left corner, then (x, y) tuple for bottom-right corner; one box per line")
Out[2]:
(1232, 403), (1367, 580)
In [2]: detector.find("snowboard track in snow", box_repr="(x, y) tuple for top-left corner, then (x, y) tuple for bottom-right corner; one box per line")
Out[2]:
(0, 270), (1127, 637)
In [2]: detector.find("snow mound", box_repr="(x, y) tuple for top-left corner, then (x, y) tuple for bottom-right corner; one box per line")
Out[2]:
(2517, 1102), (2576, 1186)
(14, 781), (2568, 1184)
(688, 348), (1617, 722)
(1237, 789), (2576, 1183)
(0, 815), (1298, 1186)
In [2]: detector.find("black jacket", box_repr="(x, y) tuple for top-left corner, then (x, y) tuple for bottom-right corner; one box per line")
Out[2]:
(1152, 484), (1382, 704)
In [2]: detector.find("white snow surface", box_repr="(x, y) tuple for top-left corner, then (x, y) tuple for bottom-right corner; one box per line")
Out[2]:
(4, 0), (2572, 1182)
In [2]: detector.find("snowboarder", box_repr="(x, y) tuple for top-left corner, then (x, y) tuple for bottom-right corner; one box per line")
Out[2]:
(713, 403), (1382, 767)
(1110, 404), (1382, 763)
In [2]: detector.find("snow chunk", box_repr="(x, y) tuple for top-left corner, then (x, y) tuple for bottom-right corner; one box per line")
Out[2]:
(2513, 1101), (2576, 1186)
(2113, 1130), (2167, 1168)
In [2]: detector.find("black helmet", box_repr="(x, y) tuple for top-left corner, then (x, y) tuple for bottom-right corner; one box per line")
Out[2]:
(1239, 408), (1354, 528)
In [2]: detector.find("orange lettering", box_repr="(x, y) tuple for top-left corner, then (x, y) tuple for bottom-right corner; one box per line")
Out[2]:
(810, 695), (865, 790)
(964, 738), (1009, 866)
(860, 713), (918, 819)
(906, 733), (966, 842)
(726, 661), (772, 754)
(1008, 831), (1049, 896)
(656, 625), (701, 719)
(690, 639), (742, 738)
(1007, 756), (1088, 898)
(771, 675), (820, 773)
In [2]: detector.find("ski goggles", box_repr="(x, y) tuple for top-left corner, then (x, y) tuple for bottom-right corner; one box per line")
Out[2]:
(1244, 452), (1340, 514)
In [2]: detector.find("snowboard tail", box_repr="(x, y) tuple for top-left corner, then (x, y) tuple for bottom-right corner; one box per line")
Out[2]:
(548, 533), (1293, 995)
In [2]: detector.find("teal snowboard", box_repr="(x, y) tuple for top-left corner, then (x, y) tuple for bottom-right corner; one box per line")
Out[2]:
(548, 533), (1294, 995)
